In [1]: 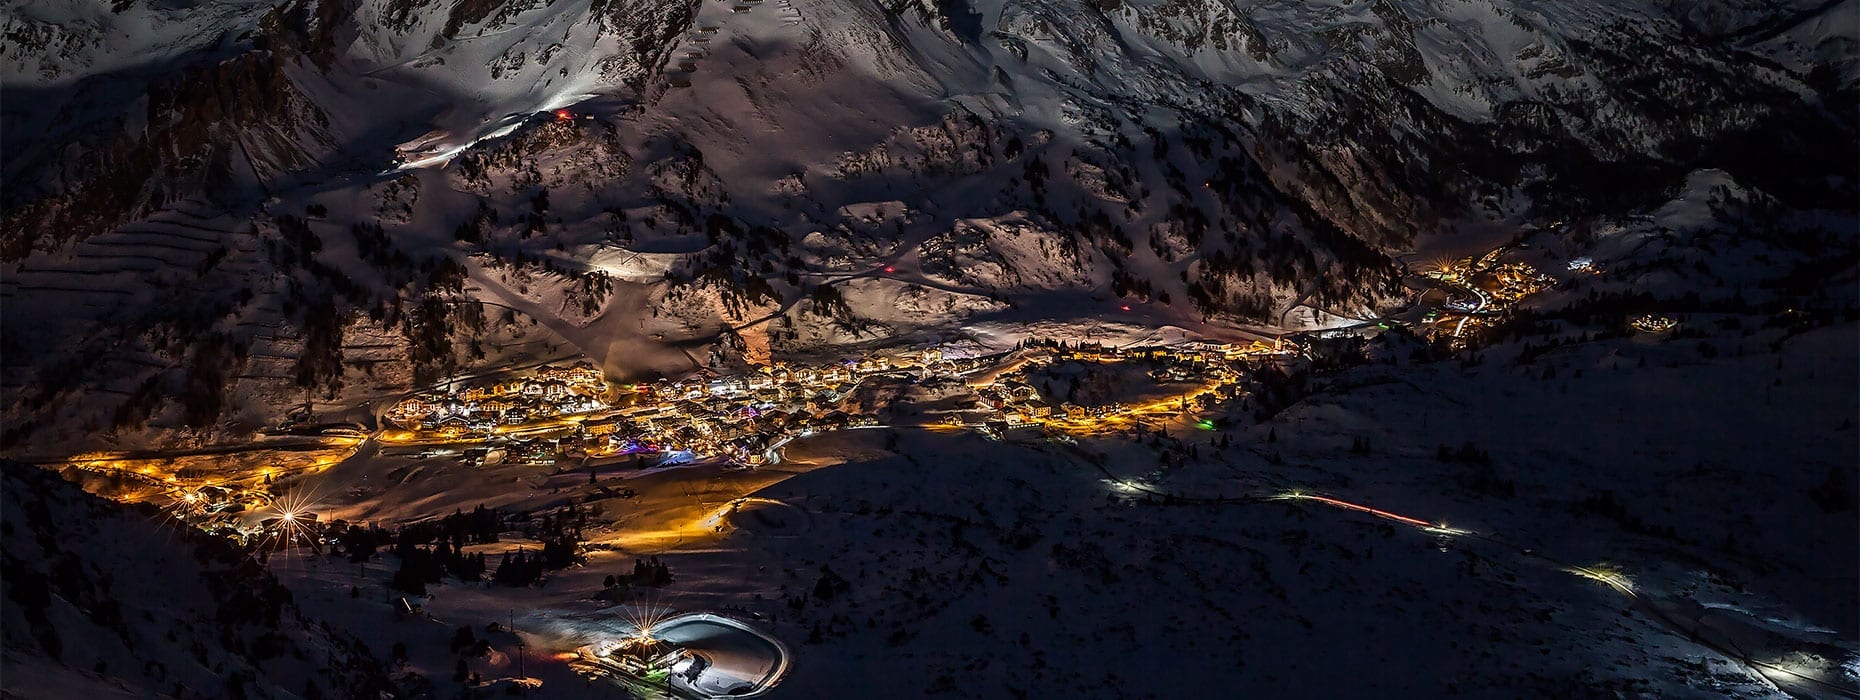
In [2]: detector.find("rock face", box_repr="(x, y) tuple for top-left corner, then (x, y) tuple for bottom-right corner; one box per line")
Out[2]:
(0, 0), (1853, 447)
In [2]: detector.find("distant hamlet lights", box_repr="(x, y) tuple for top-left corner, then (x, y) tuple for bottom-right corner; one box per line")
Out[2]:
(1630, 314), (1677, 333)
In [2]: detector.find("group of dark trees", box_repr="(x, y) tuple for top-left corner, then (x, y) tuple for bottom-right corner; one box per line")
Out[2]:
(349, 221), (413, 271)
(327, 504), (587, 593)
(399, 505), (502, 548)
(1013, 337), (1108, 352)
(485, 504), (593, 587)
(602, 556), (674, 589)
(332, 522), (393, 562)
(1243, 363), (1306, 422)
(810, 564), (850, 602)
(390, 541), (489, 596)
(177, 332), (242, 428)
(382, 506), (506, 594)
(485, 536), (582, 587)
(489, 548), (551, 587)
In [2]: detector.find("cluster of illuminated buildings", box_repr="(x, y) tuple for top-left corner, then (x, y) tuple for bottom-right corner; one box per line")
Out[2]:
(958, 338), (1296, 437)
(1630, 314), (1678, 333)
(158, 482), (323, 546)
(382, 339), (1301, 466)
(1481, 262), (1551, 304)
(388, 353), (963, 466)
(1422, 253), (1551, 345)
(387, 361), (611, 435)
(1426, 256), (1550, 306)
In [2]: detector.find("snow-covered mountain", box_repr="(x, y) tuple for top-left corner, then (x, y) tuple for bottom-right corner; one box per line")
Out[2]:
(0, 0), (1853, 448)
(3, 4), (1855, 697)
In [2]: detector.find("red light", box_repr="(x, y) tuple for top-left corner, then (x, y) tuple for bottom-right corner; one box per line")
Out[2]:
(1120, 305), (1132, 311)
(883, 266), (895, 274)
(554, 109), (572, 122)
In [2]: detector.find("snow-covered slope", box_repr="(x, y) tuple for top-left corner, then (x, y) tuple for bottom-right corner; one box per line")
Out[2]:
(0, 462), (395, 698)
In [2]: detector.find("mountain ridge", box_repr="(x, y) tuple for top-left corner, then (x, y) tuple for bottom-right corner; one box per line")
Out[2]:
(0, 0), (1852, 450)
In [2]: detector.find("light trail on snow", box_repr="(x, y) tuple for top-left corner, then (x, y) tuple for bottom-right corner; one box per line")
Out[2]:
(1277, 491), (1467, 534)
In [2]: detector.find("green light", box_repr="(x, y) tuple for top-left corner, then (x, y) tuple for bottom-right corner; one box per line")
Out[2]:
(1196, 420), (1214, 430)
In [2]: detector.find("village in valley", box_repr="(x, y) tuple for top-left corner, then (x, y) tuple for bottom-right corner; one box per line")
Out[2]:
(378, 337), (1305, 471)
(63, 240), (1584, 560)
